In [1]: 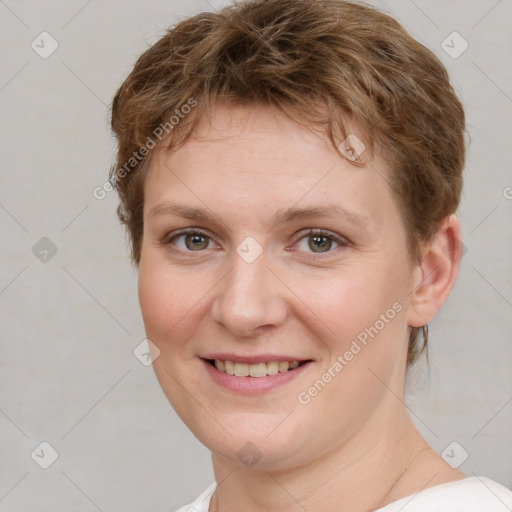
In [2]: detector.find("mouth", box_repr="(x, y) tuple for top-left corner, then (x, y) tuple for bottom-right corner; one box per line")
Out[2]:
(202, 358), (312, 378)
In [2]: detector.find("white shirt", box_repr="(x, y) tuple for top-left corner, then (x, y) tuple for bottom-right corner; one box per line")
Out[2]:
(174, 477), (512, 512)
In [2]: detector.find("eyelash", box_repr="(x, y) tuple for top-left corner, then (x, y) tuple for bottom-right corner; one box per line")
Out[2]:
(161, 228), (350, 258)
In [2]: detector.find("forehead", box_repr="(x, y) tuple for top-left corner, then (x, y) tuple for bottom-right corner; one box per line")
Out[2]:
(144, 103), (399, 233)
(174, 103), (366, 171)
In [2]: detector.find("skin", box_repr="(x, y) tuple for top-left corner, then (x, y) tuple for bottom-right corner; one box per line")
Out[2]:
(138, 103), (465, 511)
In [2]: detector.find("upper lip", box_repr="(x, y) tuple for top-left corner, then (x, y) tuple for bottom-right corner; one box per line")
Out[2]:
(201, 353), (313, 364)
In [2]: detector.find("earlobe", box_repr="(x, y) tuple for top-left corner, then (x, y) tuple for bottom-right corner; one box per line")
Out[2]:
(407, 214), (462, 328)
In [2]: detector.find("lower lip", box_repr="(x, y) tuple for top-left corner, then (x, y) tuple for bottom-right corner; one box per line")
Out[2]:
(201, 359), (313, 395)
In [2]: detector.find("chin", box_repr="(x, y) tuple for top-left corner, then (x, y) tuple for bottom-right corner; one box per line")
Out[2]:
(188, 412), (314, 470)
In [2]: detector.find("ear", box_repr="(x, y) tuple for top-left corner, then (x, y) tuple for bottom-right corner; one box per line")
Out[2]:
(407, 214), (463, 328)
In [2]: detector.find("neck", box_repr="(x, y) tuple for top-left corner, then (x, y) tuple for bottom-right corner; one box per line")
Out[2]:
(209, 403), (431, 512)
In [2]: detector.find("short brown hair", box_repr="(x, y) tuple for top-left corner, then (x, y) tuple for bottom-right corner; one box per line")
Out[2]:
(110, 0), (466, 367)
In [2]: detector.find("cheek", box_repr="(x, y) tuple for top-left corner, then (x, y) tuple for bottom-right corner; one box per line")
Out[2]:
(138, 262), (168, 339)
(287, 259), (411, 390)
(293, 269), (408, 412)
(137, 258), (200, 350)
(137, 257), (208, 424)
(297, 266), (405, 339)
(138, 251), (230, 363)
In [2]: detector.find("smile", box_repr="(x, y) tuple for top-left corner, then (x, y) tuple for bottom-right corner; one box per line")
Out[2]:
(202, 358), (314, 394)
(208, 359), (308, 378)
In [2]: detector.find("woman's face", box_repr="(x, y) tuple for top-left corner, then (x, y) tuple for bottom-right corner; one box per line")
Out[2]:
(138, 104), (418, 469)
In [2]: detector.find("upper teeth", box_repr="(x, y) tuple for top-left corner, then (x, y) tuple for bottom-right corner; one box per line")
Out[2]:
(214, 360), (300, 377)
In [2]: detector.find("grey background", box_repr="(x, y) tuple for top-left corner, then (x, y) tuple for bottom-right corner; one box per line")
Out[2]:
(0, 0), (511, 510)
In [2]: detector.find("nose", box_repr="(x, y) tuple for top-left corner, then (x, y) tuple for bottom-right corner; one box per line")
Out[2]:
(210, 248), (288, 338)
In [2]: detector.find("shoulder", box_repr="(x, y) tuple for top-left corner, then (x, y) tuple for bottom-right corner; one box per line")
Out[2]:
(173, 482), (217, 512)
(378, 476), (512, 512)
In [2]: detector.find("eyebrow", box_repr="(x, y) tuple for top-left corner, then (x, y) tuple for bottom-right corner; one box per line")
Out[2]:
(148, 202), (369, 228)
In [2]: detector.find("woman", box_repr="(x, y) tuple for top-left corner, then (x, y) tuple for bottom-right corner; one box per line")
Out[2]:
(109, 0), (512, 510)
